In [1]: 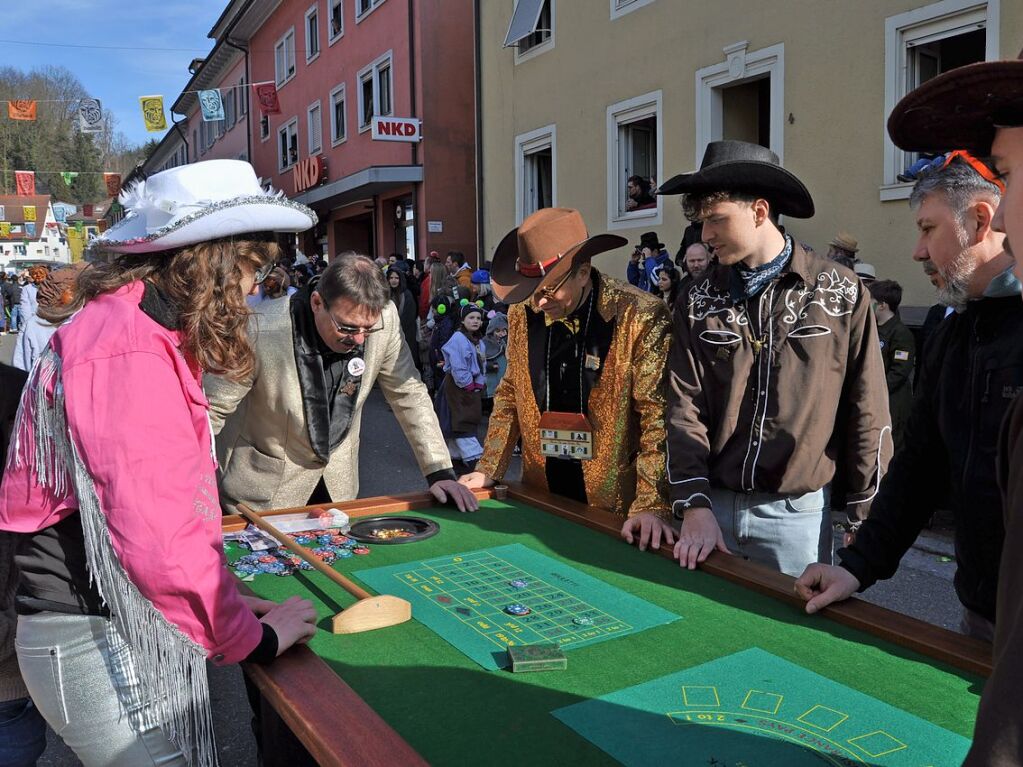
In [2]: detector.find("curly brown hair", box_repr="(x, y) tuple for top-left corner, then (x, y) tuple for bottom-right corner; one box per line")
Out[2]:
(43, 235), (280, 382)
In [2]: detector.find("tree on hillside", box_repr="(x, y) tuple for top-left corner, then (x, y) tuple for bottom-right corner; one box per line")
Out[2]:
(0, 65), (150, 203)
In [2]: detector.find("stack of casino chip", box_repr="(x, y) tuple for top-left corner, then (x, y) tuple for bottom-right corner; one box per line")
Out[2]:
(230, 527), (368, 577)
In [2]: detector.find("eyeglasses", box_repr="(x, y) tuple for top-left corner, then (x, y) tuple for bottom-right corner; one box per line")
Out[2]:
(535, 269), (575, 303)
(939, 150), (1006, 193)
(253, 261), (277, 285)
(324, 308), (385, 337)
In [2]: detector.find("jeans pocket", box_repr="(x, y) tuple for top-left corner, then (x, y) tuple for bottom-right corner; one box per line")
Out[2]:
(15, 644), (68, 731)
(785, 489), (826, 514)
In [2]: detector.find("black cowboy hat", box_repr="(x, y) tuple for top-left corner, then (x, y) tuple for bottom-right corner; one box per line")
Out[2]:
(491, 208), (626, 305)
(636, 231), (664, 250)
(888, 51), (1023, 155)
(657, 140), (815, 219)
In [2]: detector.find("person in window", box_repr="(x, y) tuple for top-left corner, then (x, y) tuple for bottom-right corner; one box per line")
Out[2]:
(625, 175), (656, 212)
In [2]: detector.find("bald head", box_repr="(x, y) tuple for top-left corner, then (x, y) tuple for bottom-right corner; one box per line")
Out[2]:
(684, 242), (712, 279)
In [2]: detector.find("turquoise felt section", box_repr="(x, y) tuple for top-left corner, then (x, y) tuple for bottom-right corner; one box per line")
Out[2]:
(553, 647), (972, 766)
(353, 543), (681, 669)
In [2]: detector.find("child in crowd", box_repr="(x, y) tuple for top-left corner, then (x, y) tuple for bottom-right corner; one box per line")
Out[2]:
(438, 303), (487, 471)
(482, 311), (508, 415)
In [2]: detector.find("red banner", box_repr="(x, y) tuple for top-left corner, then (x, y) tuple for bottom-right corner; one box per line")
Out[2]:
(14, 170), (35, 196)
(83, 203), (94, 217)
(8, 100), (37, 121)
(255, 83), (281, 115)
(104, 173), (122, 198)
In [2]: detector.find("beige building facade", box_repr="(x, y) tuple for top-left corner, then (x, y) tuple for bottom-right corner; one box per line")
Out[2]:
(479, 0), (1021, 316)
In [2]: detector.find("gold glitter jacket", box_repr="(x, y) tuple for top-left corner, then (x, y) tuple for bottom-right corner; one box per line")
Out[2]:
(478, 273), (671, 518)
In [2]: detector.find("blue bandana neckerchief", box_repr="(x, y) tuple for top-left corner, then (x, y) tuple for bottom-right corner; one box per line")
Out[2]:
(983, 264), (1022, 299)
(730, 235), (793, 302)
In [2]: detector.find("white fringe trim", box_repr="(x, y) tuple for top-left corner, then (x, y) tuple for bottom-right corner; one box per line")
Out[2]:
(10, 348), (217, 767)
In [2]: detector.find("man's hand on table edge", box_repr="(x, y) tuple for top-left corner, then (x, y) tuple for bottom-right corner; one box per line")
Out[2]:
(620, 513), (675, 552)
(673, 507), (731, 570)
(431, 478), (481, 512)
(794, 564), (861, 615)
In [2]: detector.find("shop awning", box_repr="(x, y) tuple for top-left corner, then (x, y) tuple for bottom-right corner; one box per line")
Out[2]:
(293, 165), (423, 209)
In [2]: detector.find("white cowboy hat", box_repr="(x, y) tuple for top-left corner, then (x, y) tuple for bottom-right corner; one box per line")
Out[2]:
(95, 159), (317, 254)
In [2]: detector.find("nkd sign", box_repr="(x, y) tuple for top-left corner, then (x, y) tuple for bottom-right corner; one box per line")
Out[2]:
(371, 116), (422, 142)
(294, 155), (327, 194)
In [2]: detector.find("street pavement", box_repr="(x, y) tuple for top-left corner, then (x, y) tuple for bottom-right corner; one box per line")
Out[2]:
(0, 330), (964, 766)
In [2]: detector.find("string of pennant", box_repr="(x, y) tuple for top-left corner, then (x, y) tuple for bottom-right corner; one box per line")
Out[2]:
(0, 169), (123, 198)
(2, 78), (284, 134)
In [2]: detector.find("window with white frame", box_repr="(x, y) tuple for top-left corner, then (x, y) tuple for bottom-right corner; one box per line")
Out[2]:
(356, 0), (384, 20)
(224, 88), (236, 128)
(506, 0), (553, 59)
(610, 0), (655, 19)
(305, 5), (320, 62)
(275, 28), (297, 86)
(329, 0), (344, 41)
(357, 52), (393, 130)
(278, 119), (299, 171)
(260, 114), (270, 141)
(607, 91), (662, 227)
(330, 83), (347, 145)
(307, 101), (322, 155)
(515, 124), (556, 223)
(882, 0), (996, 196)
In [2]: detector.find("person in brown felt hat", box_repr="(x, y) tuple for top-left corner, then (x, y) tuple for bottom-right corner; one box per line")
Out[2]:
(869, 50), (1023, 767)
(460, 208), (674, 551)
(659, 140), (892, 578)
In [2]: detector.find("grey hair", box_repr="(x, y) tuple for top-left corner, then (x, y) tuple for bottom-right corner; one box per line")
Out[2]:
(909, 159), (1001, 223)
(316, 251), (390, 311)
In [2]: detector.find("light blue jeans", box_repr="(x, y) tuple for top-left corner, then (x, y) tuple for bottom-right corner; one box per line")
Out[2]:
(16, 612), (189, 766)
(707, 487), (832, 577)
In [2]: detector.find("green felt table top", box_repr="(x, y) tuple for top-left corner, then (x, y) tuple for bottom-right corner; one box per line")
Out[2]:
(228, 499), (982, 766)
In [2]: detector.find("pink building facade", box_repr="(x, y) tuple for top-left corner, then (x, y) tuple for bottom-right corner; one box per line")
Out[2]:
(209, 0), (478, 263)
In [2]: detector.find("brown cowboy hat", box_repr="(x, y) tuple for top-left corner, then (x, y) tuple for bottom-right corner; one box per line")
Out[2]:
(888, 50), (1023, 154)
(490, 208), (626, 304)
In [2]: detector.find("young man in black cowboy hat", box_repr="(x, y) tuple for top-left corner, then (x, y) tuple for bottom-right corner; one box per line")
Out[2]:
(660, 140), (892, 578)
(830, 52), (1023, 767)
(460, 207), (675, 550)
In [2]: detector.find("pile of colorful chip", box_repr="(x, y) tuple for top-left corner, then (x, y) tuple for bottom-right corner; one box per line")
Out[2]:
(230, 527), (371, 577)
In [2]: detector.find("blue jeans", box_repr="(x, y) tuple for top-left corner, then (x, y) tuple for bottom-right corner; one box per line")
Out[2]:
(9, 305), (19, 333)
(707, 486), (832, 577)
(0, 697), (46, 767)
(16, 612), (189, 766)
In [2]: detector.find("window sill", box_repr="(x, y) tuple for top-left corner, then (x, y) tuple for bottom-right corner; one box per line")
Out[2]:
(329, 32), (344, 45)
(306, 52), (321, 65)
(879, 182), (913, 202)
(331, 136), (348, 147)
(359, 123), (372, 133)
(608, 207), (661, 231)
(514, 38), (554, 65)
(277, 73), (296, 89)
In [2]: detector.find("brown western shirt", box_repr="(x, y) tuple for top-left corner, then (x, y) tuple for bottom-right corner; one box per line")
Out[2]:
(666, 243), (892, 519)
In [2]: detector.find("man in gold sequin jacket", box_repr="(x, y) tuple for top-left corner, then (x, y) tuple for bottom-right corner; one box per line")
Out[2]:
(461, 208), (674, 552)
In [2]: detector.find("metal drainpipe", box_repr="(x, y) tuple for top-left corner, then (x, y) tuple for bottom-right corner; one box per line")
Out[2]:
(223, 37), (253, 163)
(408, 0), (419, 261)
(473, 0), (484, 266)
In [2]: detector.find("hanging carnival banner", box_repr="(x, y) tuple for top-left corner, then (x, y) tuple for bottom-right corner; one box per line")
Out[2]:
(25, 222), (36, 237)
(0, 206), (5, 221)
(139, 95), (167, 132)
(23, 205), (35, 222)
(198, 89), (225, 122)
(82, 204), (94, 217)
(0, 222), (9, 238)
(60, 171), (79, 187)
(8, 100), (37, 121)
(104, 173), (122, 197)
(255, 83), (281, 115)
(78, 98), (103, 133)
(14, 171), (35, 196)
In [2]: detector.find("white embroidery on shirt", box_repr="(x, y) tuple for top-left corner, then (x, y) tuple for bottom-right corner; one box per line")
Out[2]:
(782, 270), (858, 326)
(688, 279), (749, 326)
